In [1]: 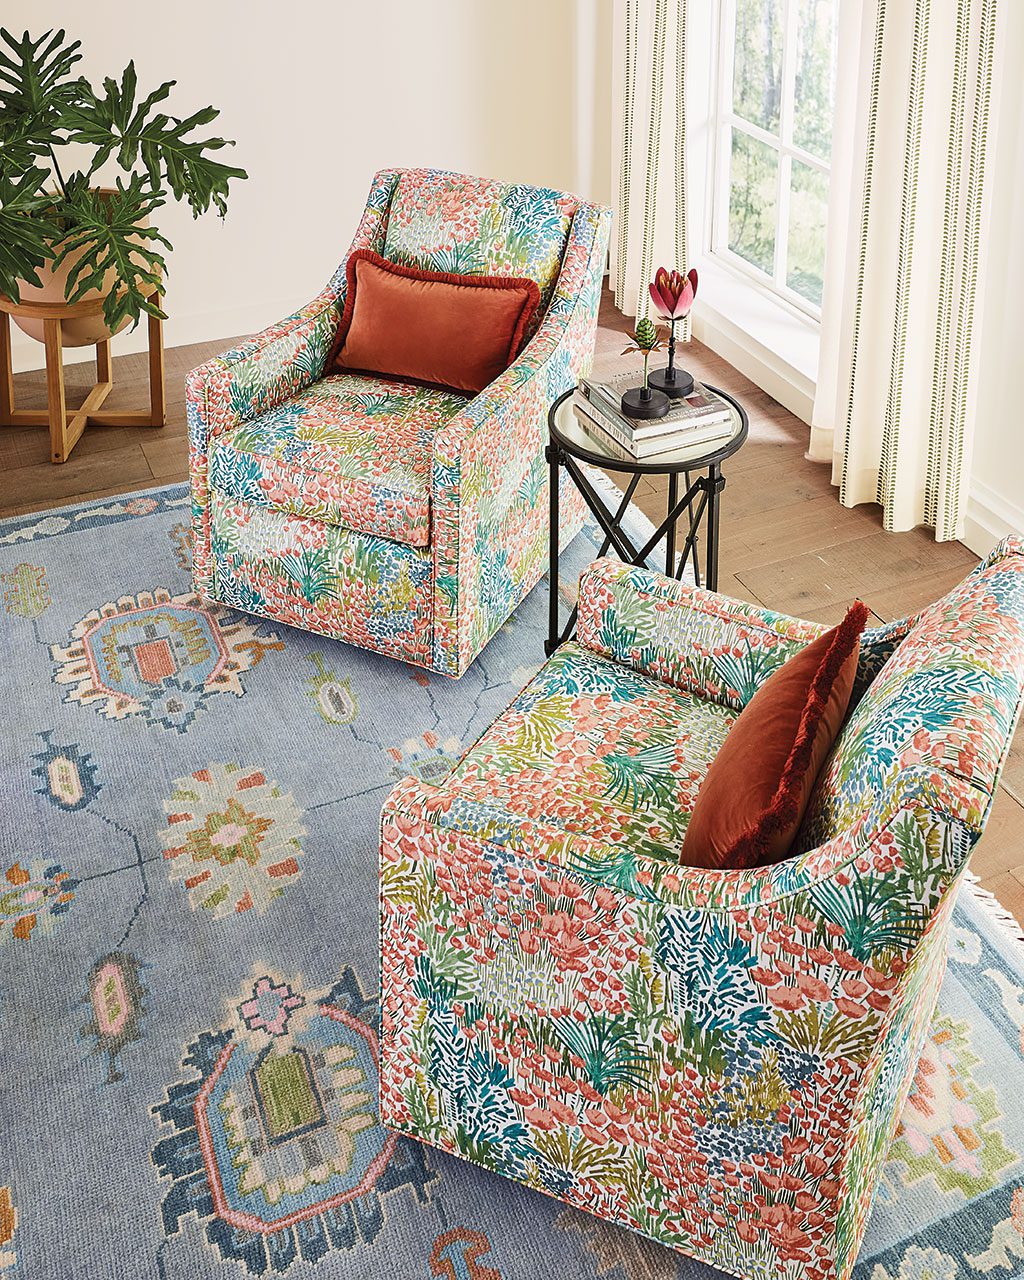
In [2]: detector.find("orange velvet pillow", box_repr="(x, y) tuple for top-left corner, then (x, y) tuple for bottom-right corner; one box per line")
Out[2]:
(327, 250), (540, 395)
(680, 601), (869, 870)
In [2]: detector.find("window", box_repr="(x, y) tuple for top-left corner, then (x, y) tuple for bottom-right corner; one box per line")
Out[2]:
(712, 0), (838, 316)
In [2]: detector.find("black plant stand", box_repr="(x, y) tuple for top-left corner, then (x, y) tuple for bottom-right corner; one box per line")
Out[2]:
(546, 384), (747, 656)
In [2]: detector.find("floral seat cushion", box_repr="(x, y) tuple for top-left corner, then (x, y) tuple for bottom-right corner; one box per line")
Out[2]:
(207, 372), (469, 549)
(433, 642), (738, 861)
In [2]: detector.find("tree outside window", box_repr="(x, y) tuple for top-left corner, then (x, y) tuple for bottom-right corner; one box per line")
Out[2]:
(714, 0), (837, 315)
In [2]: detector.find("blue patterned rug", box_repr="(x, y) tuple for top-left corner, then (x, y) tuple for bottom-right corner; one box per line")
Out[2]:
(1, 484), (1023, 1280)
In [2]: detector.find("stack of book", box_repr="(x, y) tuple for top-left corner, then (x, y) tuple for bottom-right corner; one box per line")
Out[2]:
(573, 372), (734, 462)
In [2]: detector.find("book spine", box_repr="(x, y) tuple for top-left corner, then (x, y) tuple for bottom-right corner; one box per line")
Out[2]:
(575, 391), (635, 449)
(572, 406), (640, 463)
(582, 379), (731, 438)
(574, 399), (734, 460)
(580, 381), (640, 436)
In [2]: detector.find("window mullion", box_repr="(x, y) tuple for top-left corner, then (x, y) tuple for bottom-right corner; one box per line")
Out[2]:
(777, 152), (793, 290)
(712, 0), (738, 256)
(724, 113), (782, 151)
(776, 0), (799, 289)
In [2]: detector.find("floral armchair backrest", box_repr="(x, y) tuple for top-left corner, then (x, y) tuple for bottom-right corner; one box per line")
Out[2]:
(797, 538), (1024, 853)
(380, 167), (578, 341)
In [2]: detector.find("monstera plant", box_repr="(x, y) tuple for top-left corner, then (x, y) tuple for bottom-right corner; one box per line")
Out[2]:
(0, 28), (247, 337)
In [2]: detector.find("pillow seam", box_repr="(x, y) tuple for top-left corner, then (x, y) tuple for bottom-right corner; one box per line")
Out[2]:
(328, 248), (541, 384)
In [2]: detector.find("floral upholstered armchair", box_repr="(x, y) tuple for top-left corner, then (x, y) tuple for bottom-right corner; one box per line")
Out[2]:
(380, 539), (1024, 1280)
(187, 168), (611, 675)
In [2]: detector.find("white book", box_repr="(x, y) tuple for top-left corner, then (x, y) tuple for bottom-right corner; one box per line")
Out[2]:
(580, 375), (732, 439)
(573, 404), (733, 461)
(574, 386), (733, 451)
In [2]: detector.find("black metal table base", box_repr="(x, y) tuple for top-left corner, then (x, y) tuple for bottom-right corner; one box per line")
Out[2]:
(546, 444), (726, 656)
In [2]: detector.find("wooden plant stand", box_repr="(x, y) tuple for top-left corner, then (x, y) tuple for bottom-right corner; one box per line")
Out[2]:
(0, 293), (165, 464)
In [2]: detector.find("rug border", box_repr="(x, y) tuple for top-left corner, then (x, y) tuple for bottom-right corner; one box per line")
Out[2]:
(0, 479), (187, 525)
(965, 873), (1024, 955)
(0, 481), (189, 539)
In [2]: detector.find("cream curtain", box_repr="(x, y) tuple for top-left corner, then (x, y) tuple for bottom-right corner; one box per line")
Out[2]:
(810, 0), (1001, 541)
(609, 0), (689, 324)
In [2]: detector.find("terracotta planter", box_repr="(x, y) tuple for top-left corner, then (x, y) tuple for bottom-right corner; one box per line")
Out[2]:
(11, 188), (152, 347)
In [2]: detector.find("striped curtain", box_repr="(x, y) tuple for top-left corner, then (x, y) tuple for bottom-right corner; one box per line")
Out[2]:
(809, 0), (1001, 542)
(609, 0), (689, 323)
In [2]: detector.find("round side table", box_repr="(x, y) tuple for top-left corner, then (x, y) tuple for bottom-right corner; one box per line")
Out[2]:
(546, 384), (748, 655)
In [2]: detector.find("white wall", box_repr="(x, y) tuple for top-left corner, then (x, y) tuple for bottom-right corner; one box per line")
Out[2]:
(9, 0), (613, 373)
(964, 0), (1024, 555)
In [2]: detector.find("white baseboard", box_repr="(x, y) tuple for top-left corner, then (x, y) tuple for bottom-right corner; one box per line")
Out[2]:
(8, 295), (301, 375)
(962, 478), (1024, 557)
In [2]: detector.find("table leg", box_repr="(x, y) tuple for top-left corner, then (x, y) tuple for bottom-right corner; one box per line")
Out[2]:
(707, 462), (722, 591)
(96, 338), (112, 384)
(43, 319), (68, 464)
(546, 442), (561, 656)
(148, 308), (166, 425)
(0, 312), (14, 425)
(666, 472), (677, 576)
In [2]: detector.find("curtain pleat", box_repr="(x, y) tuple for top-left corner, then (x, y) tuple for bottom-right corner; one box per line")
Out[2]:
(811, 0), (1001, 542)
(610, 0), (689, 329)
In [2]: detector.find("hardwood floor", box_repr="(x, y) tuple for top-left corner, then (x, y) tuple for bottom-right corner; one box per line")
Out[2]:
(4, 290), (1022, 922)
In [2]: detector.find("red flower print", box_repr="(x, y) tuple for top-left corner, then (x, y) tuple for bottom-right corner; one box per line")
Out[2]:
(548, 1099), (579, 1125)
(768, 986), (807, 1011)
(834, 997), (869, 1019)
(524, 1100), (555, 1131)
(863, 965), (898, 990)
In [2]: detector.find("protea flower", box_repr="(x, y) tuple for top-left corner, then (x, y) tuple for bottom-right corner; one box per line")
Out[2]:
(650, 266), (698, 320)
(622, 316), (665, 392)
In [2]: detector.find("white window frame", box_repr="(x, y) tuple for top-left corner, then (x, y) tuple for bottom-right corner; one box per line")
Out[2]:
(710, 0), (833, 321)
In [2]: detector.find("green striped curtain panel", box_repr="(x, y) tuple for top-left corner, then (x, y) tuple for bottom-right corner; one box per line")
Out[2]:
(809, 0), (1000, 542)
(610, 0), (689, 326)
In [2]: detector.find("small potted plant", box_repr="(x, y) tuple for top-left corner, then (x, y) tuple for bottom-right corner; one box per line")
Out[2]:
(648, 266), (698, 398)
(0, 27), (247, 344)
(621, 315), (669, 419)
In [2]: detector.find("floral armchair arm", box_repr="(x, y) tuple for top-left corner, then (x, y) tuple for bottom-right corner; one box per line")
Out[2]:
(429, 201), (613, 676)
(576, 557), (827, 709)
(379, 765), (986, 1276)
(577, 557), (912, 711)
(187, 168), (399, 596)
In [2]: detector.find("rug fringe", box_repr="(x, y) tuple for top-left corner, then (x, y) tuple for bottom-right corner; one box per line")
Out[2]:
(964, 872), (1024, 956)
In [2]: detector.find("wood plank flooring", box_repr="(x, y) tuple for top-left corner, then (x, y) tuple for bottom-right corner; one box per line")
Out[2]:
(3, 289), (1021, 923)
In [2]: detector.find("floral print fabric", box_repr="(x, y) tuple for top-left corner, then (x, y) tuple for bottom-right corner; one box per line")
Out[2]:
(209, 493), (434, 668)
(383, 169), (577, 342)
(379, 538), (1024, 1280)
(798, 538), (1024, 851)
(188, 168), (610, 676)
(430, 200), (611, 674)
(208, 374), (468, 549)
(577, 557), (828, 708)
(436, 641), (737, 860)
(575, 557), (918, 714)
